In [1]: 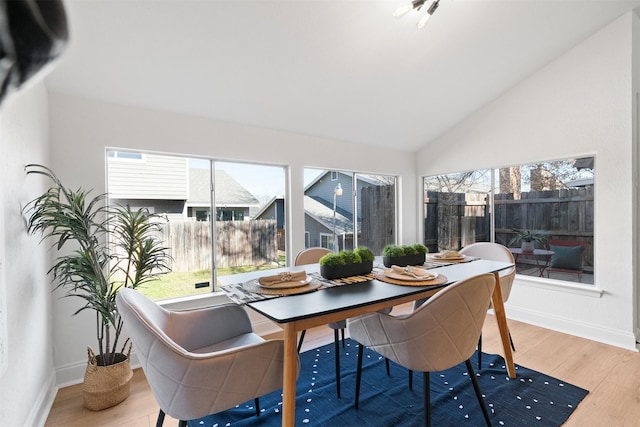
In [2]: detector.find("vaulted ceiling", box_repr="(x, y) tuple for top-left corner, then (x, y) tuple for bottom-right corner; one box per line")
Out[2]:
(45, 0), (640, 152)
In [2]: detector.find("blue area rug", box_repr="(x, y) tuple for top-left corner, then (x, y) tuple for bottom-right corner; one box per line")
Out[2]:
(189, 338), (588, 427)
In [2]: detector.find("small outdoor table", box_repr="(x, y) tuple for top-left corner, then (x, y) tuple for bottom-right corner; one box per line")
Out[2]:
(509, 248), (554, 277)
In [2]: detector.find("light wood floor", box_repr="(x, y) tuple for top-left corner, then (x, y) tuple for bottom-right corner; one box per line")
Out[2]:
(45, 303), (640, 426)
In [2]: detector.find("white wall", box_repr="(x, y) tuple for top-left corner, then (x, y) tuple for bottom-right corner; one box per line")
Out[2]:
(417, 13), (638, 350)
(47, 92), (418, 385)
(0, 82), (58, 426)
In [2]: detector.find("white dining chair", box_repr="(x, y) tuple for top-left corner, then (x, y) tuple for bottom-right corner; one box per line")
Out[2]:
(459, 242), (516, 368)
(116, 288), (293, 426)
(348, 273), (496, 427)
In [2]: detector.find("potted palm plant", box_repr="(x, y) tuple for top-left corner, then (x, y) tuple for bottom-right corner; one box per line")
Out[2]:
(509, 229), (547, 252)
(23, 164), (171, 411)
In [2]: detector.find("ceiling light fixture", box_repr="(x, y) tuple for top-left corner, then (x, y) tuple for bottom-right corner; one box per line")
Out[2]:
(393, 0), (441, 29)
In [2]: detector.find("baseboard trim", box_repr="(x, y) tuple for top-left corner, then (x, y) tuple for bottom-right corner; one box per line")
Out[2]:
(29, 370), (57, 427)
(504, 305), (638, 351)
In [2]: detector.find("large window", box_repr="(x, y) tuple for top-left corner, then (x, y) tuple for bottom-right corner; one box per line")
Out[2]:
(107, 152), (286, 300)
(304, 168), (397, 255)
(424, 157), (594, 284)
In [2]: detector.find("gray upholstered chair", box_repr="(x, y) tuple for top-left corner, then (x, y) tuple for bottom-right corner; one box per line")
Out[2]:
(459, 242), (516, 368)
(116, 288), (293, 427)
(294, 247), (349, 397)
(294, 247), (390, 398)
(348, 273), (496, 427)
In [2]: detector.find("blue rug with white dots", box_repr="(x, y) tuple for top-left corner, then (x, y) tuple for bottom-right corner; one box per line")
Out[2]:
(189, 338), (588, 426)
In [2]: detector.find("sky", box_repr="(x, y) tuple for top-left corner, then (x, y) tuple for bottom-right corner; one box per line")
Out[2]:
(189, 158), (323, 201)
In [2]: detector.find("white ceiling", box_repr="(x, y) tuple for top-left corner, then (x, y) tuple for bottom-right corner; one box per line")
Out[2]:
(45, 0), (640, 152)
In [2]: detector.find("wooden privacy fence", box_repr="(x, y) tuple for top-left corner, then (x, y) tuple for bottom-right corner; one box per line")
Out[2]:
(360, 185), (396, 254)
(160, 219), (277, 271)
(424, 187), (594, 270)
(424, 191), (489, 253)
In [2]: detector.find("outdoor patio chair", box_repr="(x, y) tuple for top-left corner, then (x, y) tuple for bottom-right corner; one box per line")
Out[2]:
(545, 239), (587, 282)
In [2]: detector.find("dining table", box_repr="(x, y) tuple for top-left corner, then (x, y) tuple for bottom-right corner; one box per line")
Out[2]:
(219, 257), (515, 427)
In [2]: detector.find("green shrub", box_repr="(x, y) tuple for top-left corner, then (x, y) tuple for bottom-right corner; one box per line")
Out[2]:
(412, 243), (428, 254)
(383, 245), (405, 257)
(402, 245), (418, 255)
(340, 250), (362, 264)
(383, 243), (428, 257)
(354, 246), (375, 262)
(319, 253), (346, 267)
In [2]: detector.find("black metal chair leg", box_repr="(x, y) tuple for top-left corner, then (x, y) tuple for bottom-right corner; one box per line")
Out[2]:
(385, 357), (390, 375)
(465, 359), (493, 427)
(355, 344), (364, 409)
(509, 329), (516, 351)
(423, 371), (431, 427)
(341, 328), (346, 347)
(178, 421), (188, 427)
(297, 329), (306, 353)
(409, 369), (413, 391)
(156, 409), (165, 427)
(334, 328), (341, 398)
(478, 334), (482, 369)
(255, 397), (260, 416)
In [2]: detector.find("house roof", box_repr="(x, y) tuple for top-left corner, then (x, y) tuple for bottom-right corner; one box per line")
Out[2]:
(188, 168), (259, 208)
(43, 1), (640, 152)
(304, 195), (352, 235)
(304, 170), (388, 192)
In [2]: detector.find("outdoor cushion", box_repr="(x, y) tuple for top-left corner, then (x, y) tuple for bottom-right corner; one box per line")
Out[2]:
(549, 245), (583, 270)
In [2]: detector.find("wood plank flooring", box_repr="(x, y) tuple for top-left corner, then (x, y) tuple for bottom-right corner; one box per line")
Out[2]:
(45, 303), (640, 426)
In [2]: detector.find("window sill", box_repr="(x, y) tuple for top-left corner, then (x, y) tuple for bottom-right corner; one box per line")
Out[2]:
(515, 274), (603, 298)
(158, 291), (232, 311)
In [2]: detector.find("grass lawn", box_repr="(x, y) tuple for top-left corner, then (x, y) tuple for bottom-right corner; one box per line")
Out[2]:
(138, 256), (286, 301)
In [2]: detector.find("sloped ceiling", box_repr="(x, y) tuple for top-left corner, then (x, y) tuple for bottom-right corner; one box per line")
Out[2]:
(44, 0), (640, 152)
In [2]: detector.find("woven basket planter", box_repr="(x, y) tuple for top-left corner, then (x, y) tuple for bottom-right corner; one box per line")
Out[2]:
(82, 345), (133, 411)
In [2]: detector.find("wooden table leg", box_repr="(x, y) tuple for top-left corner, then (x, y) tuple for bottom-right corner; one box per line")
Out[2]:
(491, 272), (516, 378)
(282, 323), (298, 427)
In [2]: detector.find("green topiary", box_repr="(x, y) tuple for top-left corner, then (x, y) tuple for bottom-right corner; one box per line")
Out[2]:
(383, 245), (405, 257)
(354, 246), (375, 262)
(412, 243), (428, 254)
(340, 250), (362, 265)
(319, 253), (346, 267)
(402, 245), (418, 255)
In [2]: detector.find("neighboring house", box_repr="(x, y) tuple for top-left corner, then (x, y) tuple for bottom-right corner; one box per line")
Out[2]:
(256, 171), (391, 250)
(107, 153), (259, 221)
(187, 168), (260, 221)
(304, 171), (391, 249)
(253, 196), (285, 229)
(107, 152), (189, 221)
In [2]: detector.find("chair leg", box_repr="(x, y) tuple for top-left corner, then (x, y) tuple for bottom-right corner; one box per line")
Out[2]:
(178, 421), (188, 427)
(355, 344), (364, 409)
(385, 357), (390, 375)
(255, 397), (260, 416)
(155, 409), (166, 427)
(341, 328), (346, 348)
(423, 371), (431, 427)
(409, 369), (413, 391)
(297, 329), (306, 353)
(465, 359), (493, 427)
(509, 329), (516, 352)
(478, 334), (482, 369)
(334, 328), (341, 398)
